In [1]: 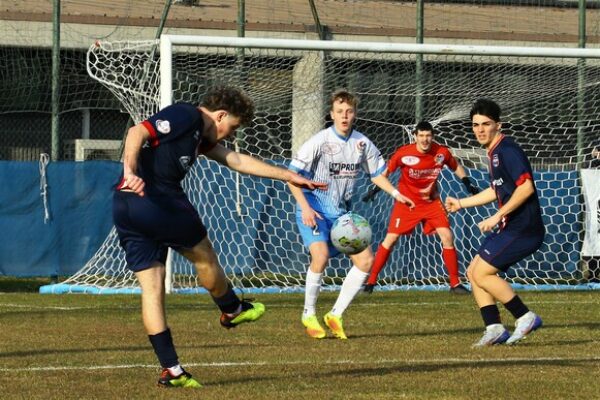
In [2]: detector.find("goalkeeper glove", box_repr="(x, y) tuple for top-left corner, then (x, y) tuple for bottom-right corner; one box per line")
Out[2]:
(461, 176), (480, 195)
(362, 186), (382, 202)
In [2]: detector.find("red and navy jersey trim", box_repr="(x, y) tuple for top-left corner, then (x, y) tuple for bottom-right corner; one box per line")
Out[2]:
(142, 120), (160, 147)
(515, 172), (532, 186)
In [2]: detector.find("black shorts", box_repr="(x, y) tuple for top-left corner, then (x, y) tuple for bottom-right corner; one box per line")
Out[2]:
(478, 229), (544, 272)
(113, 190), (207, 272)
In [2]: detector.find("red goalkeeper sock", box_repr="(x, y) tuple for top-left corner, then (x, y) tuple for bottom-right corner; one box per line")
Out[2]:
(367, 244), (391, 285)
(442, 247), (460, 287)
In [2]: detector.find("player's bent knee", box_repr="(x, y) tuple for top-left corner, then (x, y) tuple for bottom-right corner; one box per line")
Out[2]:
(469, 265), (494, 288)
(309, 258), (329, 273)
(437, 231), (454, 247)
(466, 261), (480, 285)
(350, 250), (374, 272)
(356, 258), (373, 272)
(466, 267), (473, 281)
(466, 268), (477, 286)
(184, 237), (217, 261)
(193, 260), (220, 276)
(309, 243), (330, 269)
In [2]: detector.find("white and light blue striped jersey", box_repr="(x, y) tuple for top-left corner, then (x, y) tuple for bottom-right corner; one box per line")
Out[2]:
(288, 126), (386, 217)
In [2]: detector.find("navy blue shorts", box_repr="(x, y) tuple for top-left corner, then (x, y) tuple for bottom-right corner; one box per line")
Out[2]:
(113, 190), (207, 272)
(477, 229), (544, 272)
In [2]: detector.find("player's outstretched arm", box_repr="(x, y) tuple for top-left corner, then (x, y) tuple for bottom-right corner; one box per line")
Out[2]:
(119, 123), (149, 196)
(444, 196), (461, 213)
(445, 187), (496, 213)
(362, 169), (388, 202)
(204, 144), (327, 190)
(370, 174), (415, 208)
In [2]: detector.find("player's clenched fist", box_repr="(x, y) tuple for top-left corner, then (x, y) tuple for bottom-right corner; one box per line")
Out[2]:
(393, 190), (415, 209)
(445, 196), (461, 213)
(477, 214), (502, 233)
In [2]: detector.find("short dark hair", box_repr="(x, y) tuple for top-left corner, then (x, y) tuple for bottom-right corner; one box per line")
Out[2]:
(201, 85), (255, 126)
(470, 98), (501, 122)
(414, 120), (434, 134)
(330, 89), (358, 110)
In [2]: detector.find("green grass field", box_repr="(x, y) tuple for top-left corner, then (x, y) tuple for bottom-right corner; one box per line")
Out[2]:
(1, 290), (599, 399)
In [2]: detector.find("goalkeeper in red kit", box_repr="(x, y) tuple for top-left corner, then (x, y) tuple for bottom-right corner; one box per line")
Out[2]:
(363, 121), (479, 294)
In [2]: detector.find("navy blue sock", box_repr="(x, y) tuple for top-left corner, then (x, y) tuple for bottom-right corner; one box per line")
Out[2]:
(211, 285), (241, 314)
(503, 295), (529, 319)
(148, 328), (179, 368)
(480, 304), (501, 326)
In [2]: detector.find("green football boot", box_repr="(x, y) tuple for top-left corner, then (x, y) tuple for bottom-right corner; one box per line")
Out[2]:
(220, 301), (266, 329)
(302, 315), (326, 339)
(157, 368), (202, 388)
(324, 312), (348, 340)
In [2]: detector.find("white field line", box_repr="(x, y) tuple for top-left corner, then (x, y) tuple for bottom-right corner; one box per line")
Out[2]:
(1, 355), (600, 373)
(0, 298), (599, 311)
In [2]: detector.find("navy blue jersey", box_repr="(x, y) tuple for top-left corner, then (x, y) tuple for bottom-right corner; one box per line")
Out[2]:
(118, 103), (215, 195)
(488, 135), (544, 234)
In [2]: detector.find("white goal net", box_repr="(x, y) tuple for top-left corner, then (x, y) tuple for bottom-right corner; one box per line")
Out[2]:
(41, 36), (600, 293)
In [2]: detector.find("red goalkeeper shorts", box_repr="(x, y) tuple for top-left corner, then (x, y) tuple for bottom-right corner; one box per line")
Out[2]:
(386, 199), (450, 235)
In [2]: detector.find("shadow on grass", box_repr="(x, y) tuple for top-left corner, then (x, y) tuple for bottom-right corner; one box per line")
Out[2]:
(0, 341), (272, 359)
(0, 277), (54, 293)
(350, 321), (600, 339)
(0, 345), (151, 358)
(204, 356), (600, 387)
(350, 326), (481, 339)
(318, 357), (600, 379)
(0, 303), (220, 317)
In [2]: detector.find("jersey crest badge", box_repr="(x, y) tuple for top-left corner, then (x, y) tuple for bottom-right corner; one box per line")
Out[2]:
(401, 156), (419, 166)
(179, 156), (192, 171)
(156, 120), (171, 134)
(322, 142), (342, 155)
(492, 154), (500, 167)
(356, 140), (366, 154)
(435, 154), (445, 165)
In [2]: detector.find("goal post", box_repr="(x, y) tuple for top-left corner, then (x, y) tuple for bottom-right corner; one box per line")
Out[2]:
(41, 35), (600, 294)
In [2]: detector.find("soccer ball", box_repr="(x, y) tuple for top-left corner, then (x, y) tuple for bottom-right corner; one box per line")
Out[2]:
(330, 212), (372, 255)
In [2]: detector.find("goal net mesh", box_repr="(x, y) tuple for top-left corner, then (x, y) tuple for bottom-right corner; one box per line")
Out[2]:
(46, 38), (600, 293)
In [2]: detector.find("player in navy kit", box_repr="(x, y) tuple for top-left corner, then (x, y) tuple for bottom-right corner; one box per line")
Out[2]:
(113, 86), (327, 388)
(445, 98), (544, 347)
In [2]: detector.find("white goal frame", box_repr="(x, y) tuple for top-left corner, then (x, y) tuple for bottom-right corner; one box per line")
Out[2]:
(39, 34), (600, 294)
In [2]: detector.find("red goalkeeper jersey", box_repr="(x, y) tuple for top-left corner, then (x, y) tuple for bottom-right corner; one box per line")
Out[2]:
(387, 143), (458, 205)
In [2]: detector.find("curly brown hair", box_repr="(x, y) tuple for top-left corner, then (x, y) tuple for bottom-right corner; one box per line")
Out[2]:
(201, 86), (255, 126)
(329, 89), (358, 110)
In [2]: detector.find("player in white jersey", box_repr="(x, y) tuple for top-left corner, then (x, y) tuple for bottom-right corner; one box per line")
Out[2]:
(288, 89), (414, 339)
